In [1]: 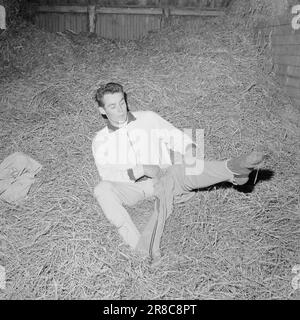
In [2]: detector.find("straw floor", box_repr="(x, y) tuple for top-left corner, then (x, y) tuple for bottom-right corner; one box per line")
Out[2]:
(0, 11), (299, 299)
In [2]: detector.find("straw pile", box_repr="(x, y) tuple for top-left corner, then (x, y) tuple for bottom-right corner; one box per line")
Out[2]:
(0, 3), (299, 300)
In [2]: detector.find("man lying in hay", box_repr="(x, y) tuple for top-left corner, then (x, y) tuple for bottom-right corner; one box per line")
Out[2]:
(93, 82), (265, 263)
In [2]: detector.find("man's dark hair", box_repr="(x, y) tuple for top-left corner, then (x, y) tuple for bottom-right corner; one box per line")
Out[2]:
(95, 82), (124, 108)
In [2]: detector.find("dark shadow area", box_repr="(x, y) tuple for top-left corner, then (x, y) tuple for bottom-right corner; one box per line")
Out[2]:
(233, 169), (274, 193)
(194, 169), (274, 194)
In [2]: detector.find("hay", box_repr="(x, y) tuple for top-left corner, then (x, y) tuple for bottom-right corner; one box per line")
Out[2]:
(0, 8), (299, 300)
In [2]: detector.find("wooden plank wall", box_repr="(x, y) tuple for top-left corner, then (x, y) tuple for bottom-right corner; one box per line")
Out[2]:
(255, 7), (300, 108)
(95, 12), (161, 40)
(35, 12), (88, 33)
(33, 7), (164, 39)
(32, 5), (225, 40)
(34, 10), (160, 38)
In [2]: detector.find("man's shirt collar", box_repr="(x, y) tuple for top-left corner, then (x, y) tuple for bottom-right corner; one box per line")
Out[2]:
(107, 111), (136, 133)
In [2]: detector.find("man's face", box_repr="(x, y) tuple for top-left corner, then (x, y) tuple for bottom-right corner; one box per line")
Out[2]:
(101, 92), (128, 124)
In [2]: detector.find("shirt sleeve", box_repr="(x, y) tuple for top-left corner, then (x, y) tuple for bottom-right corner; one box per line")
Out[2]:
(150, 111), (196, 155)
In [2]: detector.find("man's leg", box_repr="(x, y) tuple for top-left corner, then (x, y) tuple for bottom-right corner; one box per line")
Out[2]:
(168, 161), (233, 195)
(93, 180), (154, 249)
(163, 151), (265, 195)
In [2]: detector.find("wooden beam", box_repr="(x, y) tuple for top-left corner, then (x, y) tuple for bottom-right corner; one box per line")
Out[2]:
(36, 6), (88, 14)
(35, 5), (163, 15)
(34, 5), (225, 17)
(88, 5), (96, 33)
(96, 7), (162, 15)
(170, 8), (225, 16)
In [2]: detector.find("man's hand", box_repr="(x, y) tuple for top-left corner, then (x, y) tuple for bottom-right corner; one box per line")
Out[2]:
(142, 165), (163, 178)
(129, 164), (163, 181)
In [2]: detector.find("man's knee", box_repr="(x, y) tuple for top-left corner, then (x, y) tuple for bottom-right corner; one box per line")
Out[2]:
(93, 181), (114, 201)
(93, 181), (124, 226)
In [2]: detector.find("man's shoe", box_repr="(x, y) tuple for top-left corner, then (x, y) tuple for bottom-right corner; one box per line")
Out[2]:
(227, 151), (265, 185)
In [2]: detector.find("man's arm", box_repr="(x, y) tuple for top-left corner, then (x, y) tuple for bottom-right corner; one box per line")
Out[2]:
(92, 135), (134, 182)
(94, 164), (162, 182)
(93, 133), (162, 182)
(95, 164), (135, 182)
(150, 111), (196, 156)
(128, 165), (163, 181)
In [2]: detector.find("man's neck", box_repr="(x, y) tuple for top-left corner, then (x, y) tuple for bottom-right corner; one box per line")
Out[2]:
(106, 111), (137, 133)
(109, 117), (128, 128)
